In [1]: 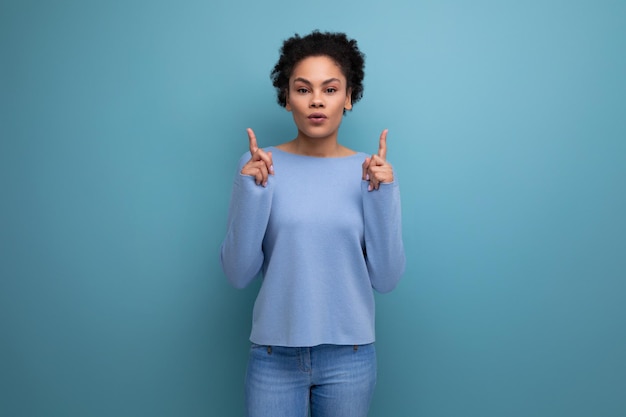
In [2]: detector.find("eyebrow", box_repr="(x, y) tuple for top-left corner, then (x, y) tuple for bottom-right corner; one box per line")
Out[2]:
(292, 77), (343, 86)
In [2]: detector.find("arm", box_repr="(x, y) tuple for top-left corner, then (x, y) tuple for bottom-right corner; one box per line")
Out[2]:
(362, 180), (405, 293)
(219, 129), (274, 288)
(361, 129), (405, 292)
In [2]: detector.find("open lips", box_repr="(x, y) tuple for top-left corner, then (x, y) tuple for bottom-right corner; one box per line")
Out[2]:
(308, 113), (327, 123)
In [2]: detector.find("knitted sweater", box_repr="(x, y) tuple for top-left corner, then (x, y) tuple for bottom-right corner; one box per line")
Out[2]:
(220, 147), (405, 347)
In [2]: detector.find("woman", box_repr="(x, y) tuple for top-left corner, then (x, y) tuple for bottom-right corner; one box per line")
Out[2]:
(220, 30), (405, 417)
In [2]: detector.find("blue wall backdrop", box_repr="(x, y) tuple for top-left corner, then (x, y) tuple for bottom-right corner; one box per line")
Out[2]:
(1, 0), (625, 416)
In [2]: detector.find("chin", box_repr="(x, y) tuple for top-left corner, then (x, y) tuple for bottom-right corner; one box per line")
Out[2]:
(297, 124), (340, 138)
(301, 130), (335, 140)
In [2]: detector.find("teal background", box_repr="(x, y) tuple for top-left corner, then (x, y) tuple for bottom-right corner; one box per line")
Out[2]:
(1, 0), (625, 416)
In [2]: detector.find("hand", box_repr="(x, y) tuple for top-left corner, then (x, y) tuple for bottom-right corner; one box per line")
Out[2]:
(362, 129), (394, 191)
(241, 128), (274, 187)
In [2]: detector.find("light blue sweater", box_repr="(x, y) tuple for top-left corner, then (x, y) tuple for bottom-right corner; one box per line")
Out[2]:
(220, 147), (405, 347)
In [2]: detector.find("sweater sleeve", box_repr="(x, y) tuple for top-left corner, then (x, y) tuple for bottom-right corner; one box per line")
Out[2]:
(220, 154), (273, 289)
(362, 179), (406, 293)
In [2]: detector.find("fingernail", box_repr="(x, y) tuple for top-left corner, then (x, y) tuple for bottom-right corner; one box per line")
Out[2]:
(365, 174), (370, 181)
(368, 184), (373, 191)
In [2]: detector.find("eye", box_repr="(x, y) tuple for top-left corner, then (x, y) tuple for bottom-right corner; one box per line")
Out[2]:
(326, 87), (337, 94)
(296, 88), (309, 94)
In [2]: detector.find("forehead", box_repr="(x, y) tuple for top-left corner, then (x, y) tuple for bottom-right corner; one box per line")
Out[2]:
(290, 55), (346, 82)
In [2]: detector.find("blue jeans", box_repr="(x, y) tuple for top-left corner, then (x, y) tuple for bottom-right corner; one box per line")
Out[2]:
(245, 343), (377, 417)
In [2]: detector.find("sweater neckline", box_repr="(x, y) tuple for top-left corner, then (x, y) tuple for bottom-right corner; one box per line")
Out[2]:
(268, 146), (362, 160)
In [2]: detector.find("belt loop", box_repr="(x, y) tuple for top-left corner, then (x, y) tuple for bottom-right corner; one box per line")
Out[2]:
(353, 345), (358, 351)
(267, 346), (272, 355)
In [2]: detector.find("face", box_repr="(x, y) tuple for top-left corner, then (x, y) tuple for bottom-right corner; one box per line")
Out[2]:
(285, 55), (352, 141)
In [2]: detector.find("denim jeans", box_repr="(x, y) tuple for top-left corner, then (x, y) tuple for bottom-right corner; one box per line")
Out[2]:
(245, 343), (377, 417)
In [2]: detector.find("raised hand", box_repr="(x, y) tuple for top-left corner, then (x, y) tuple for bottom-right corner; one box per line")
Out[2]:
(241, 128), (274, 187)
(362, 129), (394, 191)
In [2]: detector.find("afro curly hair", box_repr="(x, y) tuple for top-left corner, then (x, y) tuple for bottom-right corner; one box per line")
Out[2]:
(270, 30), (365, 110)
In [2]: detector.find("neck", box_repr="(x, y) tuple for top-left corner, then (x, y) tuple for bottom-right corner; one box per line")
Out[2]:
(289, 131), (344, 157)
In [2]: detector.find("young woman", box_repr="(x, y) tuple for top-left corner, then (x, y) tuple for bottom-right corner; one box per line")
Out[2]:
(220, 30), (405, 417)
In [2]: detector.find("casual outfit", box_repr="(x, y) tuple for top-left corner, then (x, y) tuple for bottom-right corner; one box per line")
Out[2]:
(220, 147), (405, 416)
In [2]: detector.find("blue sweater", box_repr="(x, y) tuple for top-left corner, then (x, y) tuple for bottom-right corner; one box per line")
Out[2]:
(220, 147), (405, 347)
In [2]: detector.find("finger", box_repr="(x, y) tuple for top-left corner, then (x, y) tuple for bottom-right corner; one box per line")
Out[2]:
(370, 172), (380, 191)
(247, 129), (274, 175)
(366, 162), (380, 192)
(257, 163), (269, 186)
(374, 172), (383, 190)
(368, 163), (394, 188)
(377, 129), (388, 160)
(242, 160), (269, 185)
(251, 163), (269, 186)
(247, 128), (258, 155)
(252, 149), (273, 173)
(362, 157), (371, 180)
(267, 151), (274, 175)
(253, 169), (262, 186)
(367, 174), (377, 191)
(369, 154), (385, 166)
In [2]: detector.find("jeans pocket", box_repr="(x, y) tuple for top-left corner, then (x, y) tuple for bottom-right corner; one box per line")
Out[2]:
(250, 343), (272, 355)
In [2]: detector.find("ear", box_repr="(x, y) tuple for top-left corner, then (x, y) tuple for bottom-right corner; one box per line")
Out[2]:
(344, 88), (353, 111)
(285, 90), (292, 112)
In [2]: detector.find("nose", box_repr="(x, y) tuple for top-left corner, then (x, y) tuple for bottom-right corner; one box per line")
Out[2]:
(310, 92), (324, 108)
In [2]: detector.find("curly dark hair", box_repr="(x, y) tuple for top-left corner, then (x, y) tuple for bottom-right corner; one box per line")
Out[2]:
(270, 30), (366, 109)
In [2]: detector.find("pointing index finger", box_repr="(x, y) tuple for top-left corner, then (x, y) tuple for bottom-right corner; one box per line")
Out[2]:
(377, 129), (388, 160)
(247, 128), (258, 155)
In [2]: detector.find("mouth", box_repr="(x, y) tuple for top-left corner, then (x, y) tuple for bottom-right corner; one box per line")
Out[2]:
(308, 113), (327, 123)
